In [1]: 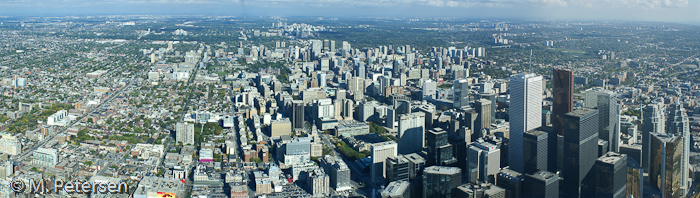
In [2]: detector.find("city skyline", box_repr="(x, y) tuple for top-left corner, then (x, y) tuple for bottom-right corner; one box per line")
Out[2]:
(0, 10), (698, 198)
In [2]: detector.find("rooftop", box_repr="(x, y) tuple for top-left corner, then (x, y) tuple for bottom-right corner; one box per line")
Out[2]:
(527, 170), (558, 182)
(498, 168), (522, 179)
(524, 129), (547, 138)
(424, 166), (461, 175)
(565, 107), (597, 118)
(598, 152), (627, 165)
(381, 180), (410, 197)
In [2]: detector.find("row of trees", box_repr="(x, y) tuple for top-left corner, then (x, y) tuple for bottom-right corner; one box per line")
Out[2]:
(335, 140), (369, 161)
(369, 122), (396, 142)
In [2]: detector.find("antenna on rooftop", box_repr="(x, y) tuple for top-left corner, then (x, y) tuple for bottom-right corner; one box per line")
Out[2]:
(529, 49), (533, 74)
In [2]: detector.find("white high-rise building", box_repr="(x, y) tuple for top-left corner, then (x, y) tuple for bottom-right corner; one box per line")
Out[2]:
(423, 79), (437, 100)
(348, 77), (365, 95)
(176, 122), (195, 145)
(508, 73), (543, 173)
(467, 140), (501, 183)
(398, 112), (425, 154)
(371, 141), (398, 184)
(33, 148), (58, 168)
(317, 72), (327, 88)
(314, 98), (335, 119)
(0, 134), (21, 155)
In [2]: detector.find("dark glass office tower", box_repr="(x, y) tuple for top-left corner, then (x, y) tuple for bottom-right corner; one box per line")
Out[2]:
(626, 158), (643, 198)
(552, 68), (574, 136)
(426, 128), (456, 166)
(423, 166), (462, 198)
(524, 170), (560, 198)
(496, 168), (523, 198)
(649, 133), (684, 198)
(561, 108), (599, 197)
(552, 68), (573, 173)
(588, 152), (627, 198)
(292, 100), (305, 129)
(524, 129), (548, 174)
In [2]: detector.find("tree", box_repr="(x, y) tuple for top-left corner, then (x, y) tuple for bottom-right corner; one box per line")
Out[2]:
(250, 158), (263, 164)
(84, 161), (93, 166)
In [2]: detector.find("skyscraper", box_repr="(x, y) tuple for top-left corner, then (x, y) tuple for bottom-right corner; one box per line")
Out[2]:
(587, 152), (627, 198)
(480, 93), (497, 124)
(562, 108), (599, 197)
(667, 103), (691, 195)
(317, 72), (327, 88)
(320, 155), (352, 191)
(552, 68), (574, 136)
(386, 155), (410, 183)
(354, 63), (366, 79)
(371, 141), (398, 184)
(626, 158), (643, 198)
(642, 103), (665, 172)
(358, 101), (375, 122)
(404, 153), (426, 180)
(323, 39), (330, 51)
(453, 79), (470, 109)
(176, 122), (195, 145)
(467, 139), (501, 183)
(523, 170), (560, 198)
(475, 99), (492, 135)
(394, 99), (411, 115)
(330, 40), (336, 52)
(313, 98), (334, 120)
(496, 168), (523, 198)
(649, 133), (685, 198)
(348, 77), (365, 95)
(398, 112), (425, 154)
(310, 39), (323, 59)
(524, 129), (548, 174)
(423, 79), (437, 100)
(392, 59), (403, 78)
(585, 88), (620, 152)
(292, 100), (305, 129)
(426, 128), (456, 166)
(509, 73), (543, 173)
(423, 166), (462, 198)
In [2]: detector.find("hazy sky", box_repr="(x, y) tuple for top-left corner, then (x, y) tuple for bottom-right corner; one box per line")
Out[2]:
(1, 0), (698, 24)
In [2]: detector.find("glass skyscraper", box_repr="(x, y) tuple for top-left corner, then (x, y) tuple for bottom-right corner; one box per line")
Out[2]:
(561, 108), (599, 197)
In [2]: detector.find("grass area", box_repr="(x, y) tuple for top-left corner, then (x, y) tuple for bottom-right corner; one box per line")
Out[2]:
(437, 83), (452, 89)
